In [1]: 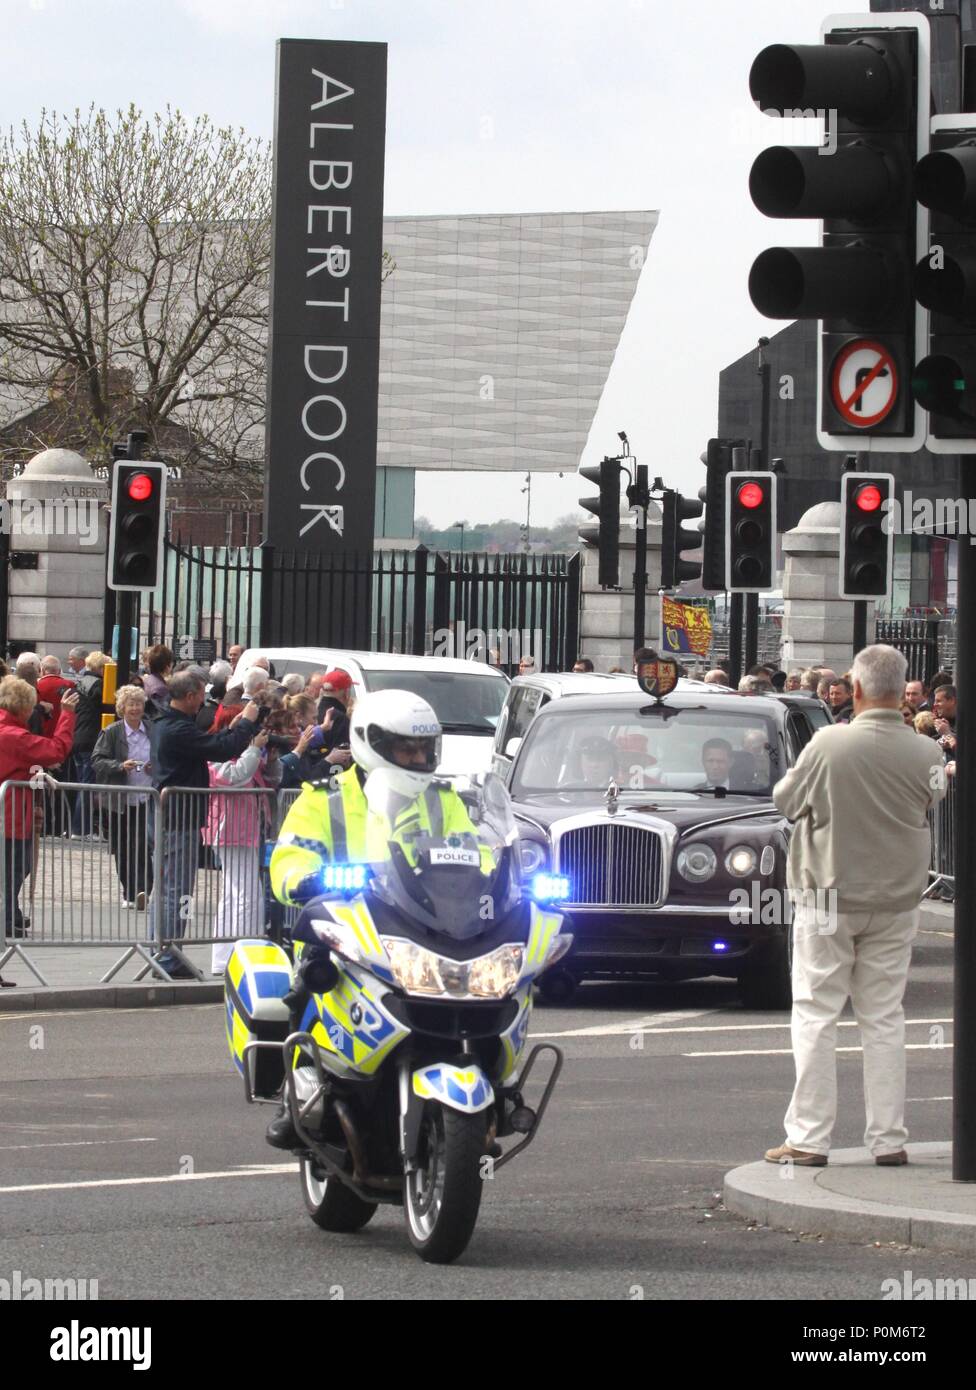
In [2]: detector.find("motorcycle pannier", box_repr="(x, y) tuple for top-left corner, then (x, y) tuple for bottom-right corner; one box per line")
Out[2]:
(224, 939), (292, 1098)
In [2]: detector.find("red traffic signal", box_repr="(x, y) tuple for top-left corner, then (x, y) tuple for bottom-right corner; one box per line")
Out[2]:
(839, 473), (893, 599)
(108, 461), (167, 593)
(725, 471), (776, 593)
(126, 473), (155, 503)
(854, 483), (883, 513)
(736, 481), (765, 510)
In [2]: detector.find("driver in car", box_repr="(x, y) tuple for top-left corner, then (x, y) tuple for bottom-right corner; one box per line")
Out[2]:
(577, 736), (618, 787)
(696, 737), (735, 791)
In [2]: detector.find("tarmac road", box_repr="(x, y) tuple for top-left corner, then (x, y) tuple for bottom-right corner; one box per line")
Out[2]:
(0, 925), (969, 1301)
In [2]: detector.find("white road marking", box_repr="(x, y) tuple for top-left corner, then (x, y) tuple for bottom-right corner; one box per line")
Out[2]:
(0, 1164), (298, 1196)
(683, 1043), (954, 1058)
(0, 1137), (157, 1152)
(0, 1005), (217, 1023)
(531, 1009), (714, 1039)
(906, 1096), (952, 1103)
(533, 1016), (950, 1041)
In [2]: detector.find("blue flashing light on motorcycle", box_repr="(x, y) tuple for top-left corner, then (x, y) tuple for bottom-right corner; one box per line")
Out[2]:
(321, 863), (368, 892)
(532, 873), (571, 902)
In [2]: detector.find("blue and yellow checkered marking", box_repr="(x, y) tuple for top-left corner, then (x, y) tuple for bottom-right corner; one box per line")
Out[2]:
(412, 1064), (493, 1113)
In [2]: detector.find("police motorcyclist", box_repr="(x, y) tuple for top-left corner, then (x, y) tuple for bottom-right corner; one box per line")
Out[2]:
(265, 689), (480, 1149)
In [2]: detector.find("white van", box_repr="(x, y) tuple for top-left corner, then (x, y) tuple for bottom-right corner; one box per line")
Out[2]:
(234, 647), (509, 777)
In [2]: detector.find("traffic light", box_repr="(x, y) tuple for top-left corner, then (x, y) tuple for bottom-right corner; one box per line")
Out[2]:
(839, 472), (894, 599)
(661, 490), (704, 591)
(698, 439), (734, 592)
(912, 117), (976, 450)
(725, 473), (776, 592)
(747, 11), (930, 451)
(107, 461), (166, 591)
(578, 457), (622, 588)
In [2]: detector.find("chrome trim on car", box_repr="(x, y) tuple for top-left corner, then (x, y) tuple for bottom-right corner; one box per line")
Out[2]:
(551, 811), (677, 909)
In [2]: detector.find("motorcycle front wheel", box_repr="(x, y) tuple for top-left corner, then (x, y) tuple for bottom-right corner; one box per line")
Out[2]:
(404, 1102), (486, 1264)
(301, 1156), (377, 1233)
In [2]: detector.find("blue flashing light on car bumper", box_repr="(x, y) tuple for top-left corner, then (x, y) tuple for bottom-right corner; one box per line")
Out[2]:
(713, 940), (729, 953)
(322, 864), (368, 892)
(532, 873), (571, 902)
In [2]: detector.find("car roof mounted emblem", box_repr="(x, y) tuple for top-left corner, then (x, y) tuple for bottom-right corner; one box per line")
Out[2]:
(605, 779), (620, 815)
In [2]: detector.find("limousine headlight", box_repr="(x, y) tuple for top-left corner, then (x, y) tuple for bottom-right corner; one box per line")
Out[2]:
(518, 838), (549, 877)
(677, 843), (717, 883)
(725, 846), (757, 877)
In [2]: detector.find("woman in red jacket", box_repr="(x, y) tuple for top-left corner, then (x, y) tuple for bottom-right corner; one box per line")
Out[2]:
(0, 676), (77, 983)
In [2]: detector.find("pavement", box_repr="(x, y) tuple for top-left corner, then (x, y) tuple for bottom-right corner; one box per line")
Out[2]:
(2, 898), (970, 1266)
(724, 1143), (975, 1259)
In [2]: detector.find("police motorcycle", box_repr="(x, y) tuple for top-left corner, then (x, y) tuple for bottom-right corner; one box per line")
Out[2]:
(224, 769), (572, 1264)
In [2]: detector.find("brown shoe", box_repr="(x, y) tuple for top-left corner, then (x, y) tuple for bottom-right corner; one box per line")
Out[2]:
(764, 1142), (827, 1166)
(875, 1150), (908, 1166)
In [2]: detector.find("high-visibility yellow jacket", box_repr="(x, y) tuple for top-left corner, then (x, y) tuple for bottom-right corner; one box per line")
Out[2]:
(270, 765), (484, 906)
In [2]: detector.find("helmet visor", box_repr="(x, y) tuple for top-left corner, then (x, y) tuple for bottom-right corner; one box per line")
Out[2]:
(369, 724), (440, 774)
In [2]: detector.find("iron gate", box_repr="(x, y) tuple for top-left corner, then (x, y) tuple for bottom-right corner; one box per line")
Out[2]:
(129, 538), (581, 671)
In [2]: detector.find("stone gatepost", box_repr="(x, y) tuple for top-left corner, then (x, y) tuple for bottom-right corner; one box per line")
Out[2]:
(780, 500), (874, 672)
(5, 448), (108, 661)
(578, 510), (662, 671)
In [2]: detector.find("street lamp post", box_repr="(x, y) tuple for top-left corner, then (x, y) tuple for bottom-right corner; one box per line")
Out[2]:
(454, 521), (465, 553)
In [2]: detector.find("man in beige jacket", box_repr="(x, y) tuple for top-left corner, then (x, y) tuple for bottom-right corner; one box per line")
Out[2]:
(766, 644), (946, 1167)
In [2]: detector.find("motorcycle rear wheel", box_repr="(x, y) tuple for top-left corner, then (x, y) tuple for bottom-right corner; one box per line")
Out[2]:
(301, 1156), (377, 1233)
(404, 1102), (486, 1264)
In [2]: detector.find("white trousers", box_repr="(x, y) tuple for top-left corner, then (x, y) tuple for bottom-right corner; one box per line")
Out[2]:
(211, 845), (264, 975)
(784, 905), (919, 1157)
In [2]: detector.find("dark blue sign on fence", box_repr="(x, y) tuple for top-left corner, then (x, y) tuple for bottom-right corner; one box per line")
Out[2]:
(264, 39), (387, 556)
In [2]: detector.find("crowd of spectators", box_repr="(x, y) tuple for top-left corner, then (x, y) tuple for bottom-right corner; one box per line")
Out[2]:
(0, 643), (360, 984)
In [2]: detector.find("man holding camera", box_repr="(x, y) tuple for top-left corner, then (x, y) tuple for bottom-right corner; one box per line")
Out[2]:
(150, 668), (261, 978)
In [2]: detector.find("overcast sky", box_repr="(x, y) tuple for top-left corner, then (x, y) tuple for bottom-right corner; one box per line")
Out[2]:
(0, 0), (840, 527)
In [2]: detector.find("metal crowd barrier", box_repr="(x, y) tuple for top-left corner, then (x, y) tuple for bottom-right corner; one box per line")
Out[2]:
(924, 774), (955, 901)
(0, 778), (307, 986)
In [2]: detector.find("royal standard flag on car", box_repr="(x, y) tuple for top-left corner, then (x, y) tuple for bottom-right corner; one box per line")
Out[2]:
(660, 597), (712, 658)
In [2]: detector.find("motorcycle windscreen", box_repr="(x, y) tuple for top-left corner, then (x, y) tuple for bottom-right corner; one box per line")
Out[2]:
(363, 769), (520, 941)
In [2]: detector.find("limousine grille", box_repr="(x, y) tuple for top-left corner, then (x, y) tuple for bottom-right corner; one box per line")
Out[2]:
(555, 823), (665, 908)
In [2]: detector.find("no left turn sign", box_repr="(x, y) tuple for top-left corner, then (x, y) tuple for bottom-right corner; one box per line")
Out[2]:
(830, 339), (898, 428)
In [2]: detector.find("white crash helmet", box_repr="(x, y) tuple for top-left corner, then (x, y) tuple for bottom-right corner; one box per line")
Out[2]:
(349, 689), (443, 798)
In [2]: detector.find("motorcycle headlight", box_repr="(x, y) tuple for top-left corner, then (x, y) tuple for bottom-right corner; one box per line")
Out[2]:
(725, 845), (757, 877)
(518, 838), (549, 877)
(467, 944), (524, 998)
(381, 939), (444, 995)
(677, 843), (717, 882)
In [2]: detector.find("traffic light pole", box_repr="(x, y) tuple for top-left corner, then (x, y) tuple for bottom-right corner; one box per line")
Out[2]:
(631, 464), (649, 653)
(744, 342), (772, 673)
(955, 460), (976, 1181)
(110, 431), (148, 689)
(850, 452), (869, 656)
(728, 445), (750, 688)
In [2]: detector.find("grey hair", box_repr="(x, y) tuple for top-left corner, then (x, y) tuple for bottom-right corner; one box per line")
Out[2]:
(281, 672), (305, 695)
(68, 646), (89, 661)
(40, 654), (61, 674)
(799, 668), (819, 690)
(15, 652), (41, 675)
(209, 659), (233, 683)
(851, 644), (907, 702)
(243, 667), (269, 696)
(738, 675), (765, 695)
(168, 667), (208, 701)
